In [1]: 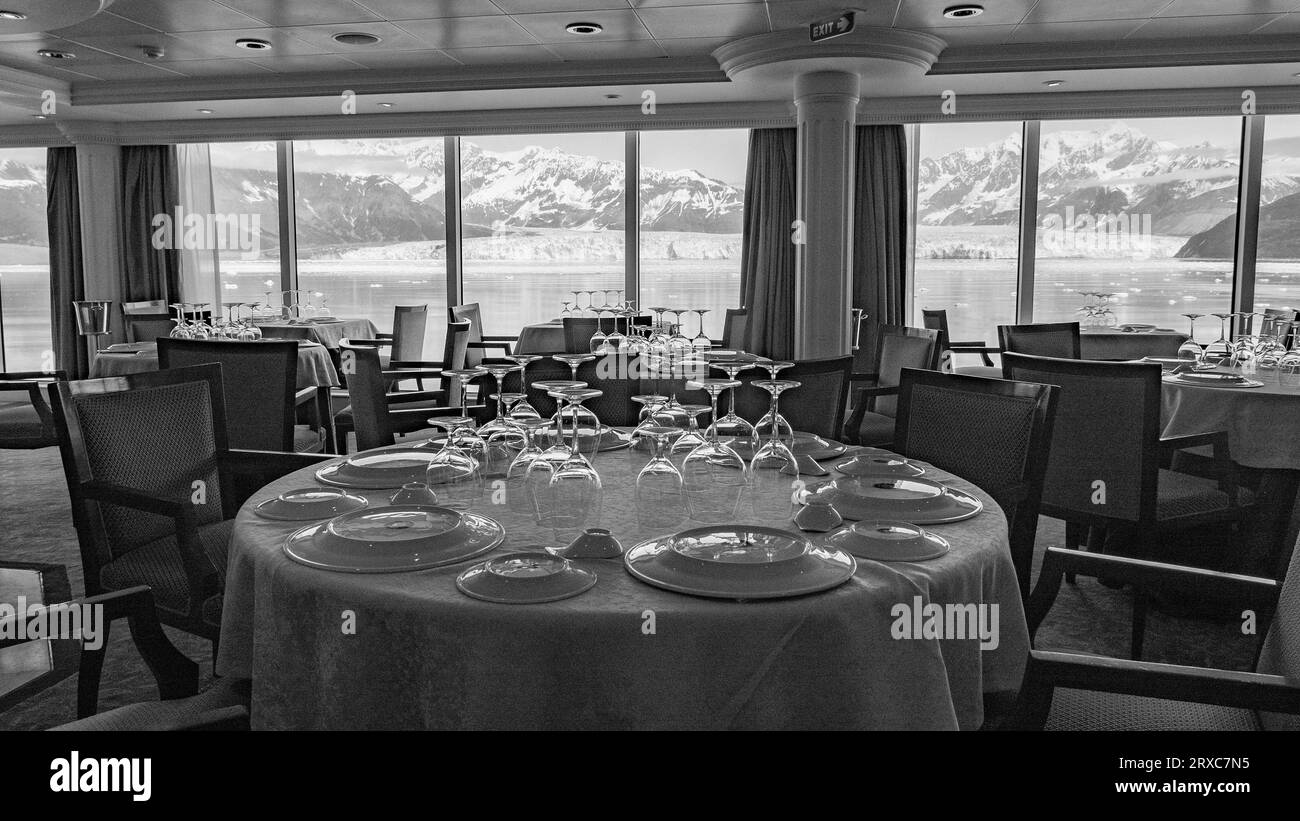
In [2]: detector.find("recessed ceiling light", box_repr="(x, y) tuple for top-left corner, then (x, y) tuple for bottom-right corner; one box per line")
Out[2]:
(37, 49), (76, 59)
(565, 22), (603, 35)
(235, 38), (272, 50)
(1043, 79), (1065, 87)
(378, 102), (394, 108)
(32, 114), (47, 119)
(603, 93), (622, 100)
(1293, 72), (1300, 78)
(197, 108), (214, 114)
(333, 32), (381, 46)
(943, 4), (984, 19)
(0, 10), (28, 21)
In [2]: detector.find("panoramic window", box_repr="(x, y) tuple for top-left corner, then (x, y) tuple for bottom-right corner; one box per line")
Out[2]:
(1034, 118), (1241, 343)
(205, 141), (281, 311)
(294, 139), (448, 358)
(460, 132), (625, 335)
(1253, 115), (1300, 326)
(0, 147), (49, 371)
(912, 122), (1023, 346)
(638, 129), (747, 341)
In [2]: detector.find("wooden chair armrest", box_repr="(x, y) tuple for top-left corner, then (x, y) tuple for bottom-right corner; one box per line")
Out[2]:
(1006, 649), (1300, 730)
(345, 338), (392, 348)
(389, 359), (445, 369)
(293, 386), (316, 406)
(482, 334), (519, 343)
(849, 372), (880, 383)
(80, 480), (190, 519)
(1026, 546), (1278, 639)
(1159, 430), (1237, 495)
(383, 368), (444, 380)
(385, 390), (447, 405)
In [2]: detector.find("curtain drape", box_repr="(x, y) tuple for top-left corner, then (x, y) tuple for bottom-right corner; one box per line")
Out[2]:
(46, 147), (88, 379)
(852, 124), (909, 365)
(175, 144), (220, 308)
(120, 145), (181, 303)
(738, 128), (798, 360)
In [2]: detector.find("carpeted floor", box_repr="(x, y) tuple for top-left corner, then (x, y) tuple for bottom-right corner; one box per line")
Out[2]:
(0, 443), (1261, 730)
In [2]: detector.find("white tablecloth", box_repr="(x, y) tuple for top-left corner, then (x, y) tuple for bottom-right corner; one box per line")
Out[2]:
(1161, 375), (1300, 470)
(216, 446), (1028, 730)
(89, 341), (340, 390)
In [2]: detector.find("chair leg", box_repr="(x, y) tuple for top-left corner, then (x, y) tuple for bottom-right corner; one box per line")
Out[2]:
(77, 617), (111, 719)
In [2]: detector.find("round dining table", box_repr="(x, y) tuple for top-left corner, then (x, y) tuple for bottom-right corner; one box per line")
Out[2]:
(1161, 367), (1300, 576)
(216, 442), (1028, 730)
(89, 340), (340, 390)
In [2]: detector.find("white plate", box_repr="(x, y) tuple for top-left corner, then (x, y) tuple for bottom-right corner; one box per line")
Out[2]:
(1164, 373), (1264, 389)
(456, 552), (597, 603)
(820, 521), (950, 562)
(623, 525), (856, 600)
(283, 506), (503, 573)
(805, 476), (983, 524)
(833, 450), (926, 478)
(253, 487), (369, 521)
(731, 433), (848, 462)
(316, 449), (446, 489)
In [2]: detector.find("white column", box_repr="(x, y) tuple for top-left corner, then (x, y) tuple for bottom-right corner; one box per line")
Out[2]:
(794, 70), (859, 359)
(75, 143), (127, 348)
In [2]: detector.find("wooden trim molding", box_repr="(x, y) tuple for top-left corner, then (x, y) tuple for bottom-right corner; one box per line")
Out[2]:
(933, 34), (1300, 76)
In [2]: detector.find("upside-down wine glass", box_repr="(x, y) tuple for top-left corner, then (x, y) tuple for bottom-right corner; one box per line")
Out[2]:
(1206, 313), (1233, 361)
(505, 354), (542, 420)
(671, 404), (711, 454)
(1178, 313), (1205, 365)
(542, 387), (604, 542)
(476, 364), (523, 441)
(749, 380), (801, 492)
(681, 378), (750, 523)
(753, 360), (795, 444)
(692, 308), (711, 352)
(636, 426), (686, 530)
(707, 357), (758, 450)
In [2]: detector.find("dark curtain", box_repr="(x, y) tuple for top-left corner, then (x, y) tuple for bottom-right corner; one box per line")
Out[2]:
(120, 145), (181, 303)
(738, 128), (798, 359)
(47, 147), (88, 379)
(853, 124), (909, 366)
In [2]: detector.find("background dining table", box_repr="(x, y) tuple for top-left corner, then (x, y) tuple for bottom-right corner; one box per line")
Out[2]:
(216, 442), (1028, 730)
(251, 318), (377, 349)
(89, 339), (340, 389)
(514, 320), (565, 354)
(1161, 367), (1300, 577)
(1079, 327), (1188, 360)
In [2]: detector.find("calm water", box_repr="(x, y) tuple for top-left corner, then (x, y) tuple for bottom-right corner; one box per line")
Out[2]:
(6, 257), (1299, 370)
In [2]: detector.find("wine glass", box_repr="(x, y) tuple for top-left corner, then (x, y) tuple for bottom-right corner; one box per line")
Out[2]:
(681, 378), (750, 523)
(544, 387), (604, 543)
(424, 418), (484, 510)
(505, 418), (553, 514)
(477, 364), (522, 440)
(630, 394), (670, 450)
(671, 404), (711, 454)
(668, 309), (691, 350)
(606, 307), (628, 352)
(708, 357), (758, 449)
(505, 354), (542, 420)
(443, 367), (487, 414)
(753, 360), (795, 444)
(584, 290), (598, 317)
(169, 303), (192, 339)
(552, 353), (595, 383)
(692, 308), (711, 351)
(749, 380), (801, 490)
(636, 426), (686, 530)
(561, 300), (574, 318)
(589, 308), (607, 353)
(1178, 313), (1204, 364)
(1206, 313), (1233, 360)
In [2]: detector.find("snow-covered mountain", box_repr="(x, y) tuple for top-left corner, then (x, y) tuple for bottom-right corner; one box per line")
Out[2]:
(0, 159), (47, 246)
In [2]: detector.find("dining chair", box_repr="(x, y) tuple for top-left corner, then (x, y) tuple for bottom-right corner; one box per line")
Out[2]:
(1002, 532), (1300, 731)
(1263, 308), (1299, 349)
(484, 354), (649, 427)
(922, 308), (997, 367)
(729, 356), (854, 441)
(348, 305), (430, 383)
(48, 364), (331, 656)
(0, 370), (66, 449)
(721, 308), (748, 350)
(337, 322), (477, 453)
(157, 338), (324, 453)
(561, 317), (599, 354)
(1001, 352), (1252, 659)
(451, 302), (517, 367)
(892, 368), (1059, 600)
(2, 584), (249, 729)
(998, 322), (1082, 359)
(121, 300), (176, 343)
(842, 325), (941, 447)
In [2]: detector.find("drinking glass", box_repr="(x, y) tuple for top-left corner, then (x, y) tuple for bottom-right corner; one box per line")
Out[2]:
(636, 426), (686, 530)
(668, 309), (691, 350)
(753, 360), (795, 443)
(1280, 350), (1300, 390)
(708, 358), (758, 448)
(477, 364), (522, 440)
(443, 367), (487, 414)
(692, 309), (711, 351)
(1206, 313), (1233, 360)
(561, 300), (573, 318)
(681, 378), (750, 523)
(606, 308), (628, 351)
(588, 310), (607, 353)
(630, 394), (671, 450)
(425, 417), (484, 510)
(169, 303), (192, 338)
(545, 388), (604, 542)
(505, 418), (553, 514)
(584, 290), (598, 317)
(505, 354), (542, 420)
(1178, 313), (1204, 363)
(671, 404), (712, 454)
(749, 380), (801, 486)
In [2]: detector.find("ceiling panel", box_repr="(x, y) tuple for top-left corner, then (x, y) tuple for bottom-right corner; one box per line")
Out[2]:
(394, 16), (539, 48)
(657, 36), (734, 56)
(218, 0), (382, 27)
(163, 58), (277, 76)
(511, 10), (653, 43)
(0, 35), (141, 67)
(917, 25), (1021, 45)
(46, 12), (162, 38)
(1156, 0), (1300, 16)
(1007, 20), (1148, 43)
(1253, 11), (1300, 31)
(547, 39), (668, 60)
(61, 33), (229, 62)
(171, 27), (332, 57)
(635, 4), (770, 39)
(336, 49), (461, 69)
(1127, 13), (1286, 37)
(441, 45), (563, 64)
(247, 54), (374, 73)
(765, 1), (896, 29)
(492, 0), (632, 11)
(287, 21), (430, 51)
(106, 0), (268, 32)
(351, 0), (504, 19)
(74, 62), (188, 81)
(1021, 0), (1175, 24)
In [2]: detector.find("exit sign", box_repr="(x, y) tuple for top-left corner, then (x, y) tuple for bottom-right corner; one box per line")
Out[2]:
(810, 11), (855, 43)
